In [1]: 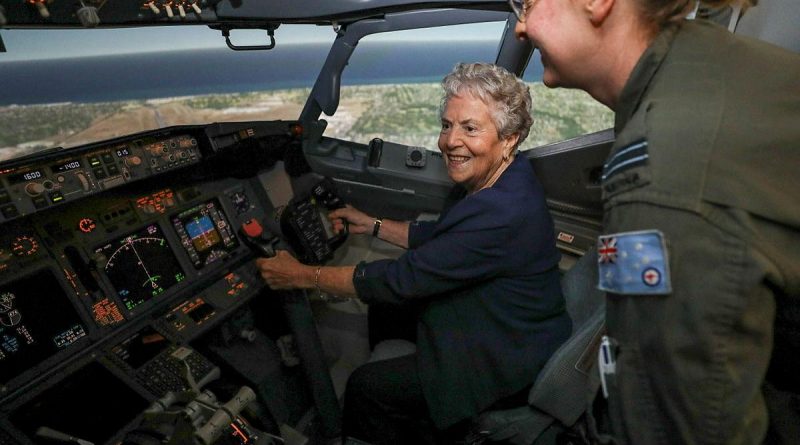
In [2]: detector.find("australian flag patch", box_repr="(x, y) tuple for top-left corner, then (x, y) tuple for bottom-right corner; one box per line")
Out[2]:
(597, 230), (671, 295)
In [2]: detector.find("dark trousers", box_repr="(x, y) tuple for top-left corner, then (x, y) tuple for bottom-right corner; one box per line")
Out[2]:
(342, 353), (529, 445)
(342, 353), (464, 445)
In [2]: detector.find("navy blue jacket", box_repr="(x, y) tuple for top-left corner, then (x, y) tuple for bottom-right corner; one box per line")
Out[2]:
(353, 155), (571, 428)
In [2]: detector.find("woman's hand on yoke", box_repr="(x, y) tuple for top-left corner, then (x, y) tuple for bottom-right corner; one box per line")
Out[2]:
(328, 204), (375, 235)
(256, 250), (312, 290)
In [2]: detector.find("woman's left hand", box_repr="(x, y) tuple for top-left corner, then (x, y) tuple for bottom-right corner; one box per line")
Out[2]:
(255, 250), (310, 290)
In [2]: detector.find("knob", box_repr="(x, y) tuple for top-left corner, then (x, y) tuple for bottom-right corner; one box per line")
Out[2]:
(75, 172), (91, 191)
(34, 1), (50, 18)
(124, 155), (142, 167)
(239, 328), (257, 342)
(25, 182), (45, 196)
(77, 6), (100, 27)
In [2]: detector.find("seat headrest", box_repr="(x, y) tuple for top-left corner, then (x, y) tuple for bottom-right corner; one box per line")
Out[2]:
(736, 0), (800, 53)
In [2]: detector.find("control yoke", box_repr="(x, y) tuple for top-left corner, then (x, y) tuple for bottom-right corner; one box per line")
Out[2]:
(239, 177), (349, 264)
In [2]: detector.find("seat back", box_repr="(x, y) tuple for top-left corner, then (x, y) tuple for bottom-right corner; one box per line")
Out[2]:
(527, 248), (605, 424)
(472, 249), (605, 444)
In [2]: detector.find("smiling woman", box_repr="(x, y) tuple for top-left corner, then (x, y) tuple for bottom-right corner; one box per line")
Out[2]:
(438, 63), (531, 193)
(256, 62), (571, 444)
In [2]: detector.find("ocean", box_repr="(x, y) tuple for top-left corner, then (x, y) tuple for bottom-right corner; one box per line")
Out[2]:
(0, 41), (543, 106)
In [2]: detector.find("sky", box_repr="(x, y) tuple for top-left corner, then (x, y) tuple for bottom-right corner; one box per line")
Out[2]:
(0, 22), (505, 62)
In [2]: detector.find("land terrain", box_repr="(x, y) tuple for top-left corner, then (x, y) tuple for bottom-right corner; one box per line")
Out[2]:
(0, 83), (612, 162)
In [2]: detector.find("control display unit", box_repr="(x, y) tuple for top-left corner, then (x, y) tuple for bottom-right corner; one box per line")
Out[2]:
(171, 199), (238, 269)
(111, 326), (170, 370)
(0, 269), (88, 385)
(95, 224), (186, 311)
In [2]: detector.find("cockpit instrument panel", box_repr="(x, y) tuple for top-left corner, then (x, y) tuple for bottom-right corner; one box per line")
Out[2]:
(0, 121), (303, 443)
(0, 132), (202, 224)
(171, 199), (239, 269)
(94, 224), (186, 311)
(0, 269), (88, 385)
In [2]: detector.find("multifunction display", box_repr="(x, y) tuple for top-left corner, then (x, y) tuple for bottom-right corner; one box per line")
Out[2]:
(171, 199), (238, 269)
(95, 224), (186, 311)
(0, 269), (88, 384)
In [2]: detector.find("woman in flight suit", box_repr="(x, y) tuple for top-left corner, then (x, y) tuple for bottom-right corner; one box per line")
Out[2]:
(512, 0), (800, 443)
(257, 63), (571, 444)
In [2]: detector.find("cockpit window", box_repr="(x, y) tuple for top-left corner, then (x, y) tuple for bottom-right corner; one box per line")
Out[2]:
(322, 22), (613, 152)
(521, 53), (614, 149)
(322, 22), (507, 151)
(0, 25), (333, 162)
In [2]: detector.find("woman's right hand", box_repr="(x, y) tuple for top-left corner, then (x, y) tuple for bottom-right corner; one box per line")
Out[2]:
(328, 204), (374, 235)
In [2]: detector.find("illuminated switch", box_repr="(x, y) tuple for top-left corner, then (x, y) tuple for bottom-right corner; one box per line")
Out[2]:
(93, 168), (107, 179)
(124, 156), (143, 167)
(48, 191), (64, 203)
(88, 156), (102, 167)
(107, 164), (120, 175)
(78, 218), (97, 233)
(101, 153), (115, 164)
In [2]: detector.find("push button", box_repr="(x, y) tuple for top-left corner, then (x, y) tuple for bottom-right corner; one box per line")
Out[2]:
(101, 153), (115, 164)
(32, 196), (49, 209)
(1, 204), (19, 219)
(49, 191), (65, 204)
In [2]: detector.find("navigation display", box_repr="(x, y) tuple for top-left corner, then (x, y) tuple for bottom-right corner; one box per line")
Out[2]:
(171, 199), (238, 269)
(0, 269), (88, 385)
(95, 224), (186, 311)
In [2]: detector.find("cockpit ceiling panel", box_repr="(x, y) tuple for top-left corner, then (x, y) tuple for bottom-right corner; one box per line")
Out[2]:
(0, 0), (509, 28)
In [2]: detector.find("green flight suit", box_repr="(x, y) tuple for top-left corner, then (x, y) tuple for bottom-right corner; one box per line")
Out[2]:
(600, 20), (800, 444)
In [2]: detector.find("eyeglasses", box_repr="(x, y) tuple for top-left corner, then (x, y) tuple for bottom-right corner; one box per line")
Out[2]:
(508, 0), (526, 22)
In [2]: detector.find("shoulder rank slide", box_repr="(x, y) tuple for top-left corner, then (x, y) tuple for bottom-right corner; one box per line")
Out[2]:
(597, 230), (671, 295)
(602, 140), (648, 181)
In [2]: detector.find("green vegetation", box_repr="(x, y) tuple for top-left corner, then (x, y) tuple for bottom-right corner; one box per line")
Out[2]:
(345, 84), (442, 147)
(329, 82), (614, 150)
(0, 102), (122, 148)
(0, 83), (613, 162)
(526, 84), (613, 147)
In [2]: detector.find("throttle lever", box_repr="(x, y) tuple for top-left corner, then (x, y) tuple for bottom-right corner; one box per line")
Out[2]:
(239, 219), (279, 258)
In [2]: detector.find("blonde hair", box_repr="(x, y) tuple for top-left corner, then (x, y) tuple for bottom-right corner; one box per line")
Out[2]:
(440, 63), (533, 149)
(638, 0), (754, 29)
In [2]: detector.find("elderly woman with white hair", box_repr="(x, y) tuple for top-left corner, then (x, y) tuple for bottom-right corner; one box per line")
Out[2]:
(257, 62), (570, 444)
